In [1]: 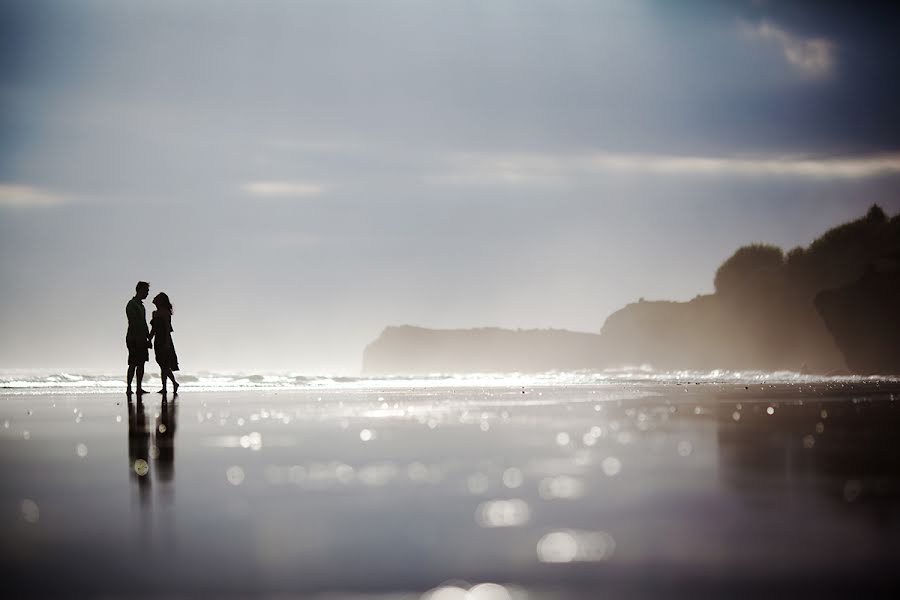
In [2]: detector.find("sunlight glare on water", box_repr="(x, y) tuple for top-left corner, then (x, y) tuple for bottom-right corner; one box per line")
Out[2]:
(536, 530), (616, 563)
(476, 499), (531, 528)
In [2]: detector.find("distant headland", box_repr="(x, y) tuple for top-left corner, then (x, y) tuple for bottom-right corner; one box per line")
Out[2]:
(363, 205), (900, 376)
(363, 326), (605, 374)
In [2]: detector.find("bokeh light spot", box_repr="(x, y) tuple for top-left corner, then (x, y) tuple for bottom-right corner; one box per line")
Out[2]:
(601, 456), (622, 476)
(21, 499), (40, 524)
(502, 467), (523, 489)
(226, 465), (245, 485)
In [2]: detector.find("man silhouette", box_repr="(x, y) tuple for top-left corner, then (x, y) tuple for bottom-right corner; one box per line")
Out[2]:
(126, 281), (152, 396)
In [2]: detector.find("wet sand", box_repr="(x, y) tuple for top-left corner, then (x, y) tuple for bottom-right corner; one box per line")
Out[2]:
(2, 381), (900, 598)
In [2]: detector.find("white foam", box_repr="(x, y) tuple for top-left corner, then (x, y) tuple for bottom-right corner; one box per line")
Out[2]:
(0, 367), (894, 395)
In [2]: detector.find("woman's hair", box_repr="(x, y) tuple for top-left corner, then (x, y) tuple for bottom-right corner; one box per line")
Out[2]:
(153, 292), (174, 315)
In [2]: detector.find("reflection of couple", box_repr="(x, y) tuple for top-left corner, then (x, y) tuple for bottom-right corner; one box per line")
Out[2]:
(128, 395), (177, 505)
(126, 281), (180, 396)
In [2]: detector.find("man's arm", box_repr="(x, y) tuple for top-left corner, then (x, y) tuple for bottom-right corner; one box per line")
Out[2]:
(125, 301), (137, 329)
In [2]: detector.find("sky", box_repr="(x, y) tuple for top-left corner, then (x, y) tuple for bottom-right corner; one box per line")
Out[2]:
(2, 0), (900, 372)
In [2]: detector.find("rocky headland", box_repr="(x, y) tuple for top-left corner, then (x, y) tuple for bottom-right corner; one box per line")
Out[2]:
(363, 206), (900, 375)
(362, 326), (605, 374)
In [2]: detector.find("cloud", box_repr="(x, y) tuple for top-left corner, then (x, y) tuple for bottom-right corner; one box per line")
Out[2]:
(241, 181), (327, 198)
(0, 184), (68, 208)
(742, 20), (835, 77)
(430, 151), (900, 186)
(583, 152), (900, 178)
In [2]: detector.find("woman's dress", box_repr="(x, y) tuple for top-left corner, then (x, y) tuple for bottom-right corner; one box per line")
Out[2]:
(152, 311), (180, 371)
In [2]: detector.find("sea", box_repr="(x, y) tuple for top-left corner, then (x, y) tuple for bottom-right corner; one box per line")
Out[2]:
(1, 369), (899, 598)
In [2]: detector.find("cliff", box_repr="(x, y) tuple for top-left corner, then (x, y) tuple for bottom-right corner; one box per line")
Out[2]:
(362, 325), (605, 374)
(598, 292), (844, 373)
(598, 205), (899, 374)
(362, 206), (900, 375)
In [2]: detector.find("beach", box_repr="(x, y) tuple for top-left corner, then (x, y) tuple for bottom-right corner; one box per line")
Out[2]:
(2, 378), (899, 598)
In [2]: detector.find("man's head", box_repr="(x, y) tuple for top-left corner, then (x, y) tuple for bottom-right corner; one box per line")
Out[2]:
(135, 281), (150, 300)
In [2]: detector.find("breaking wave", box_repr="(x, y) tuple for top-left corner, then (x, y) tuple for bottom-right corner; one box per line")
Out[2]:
(0, 367), (895, 394)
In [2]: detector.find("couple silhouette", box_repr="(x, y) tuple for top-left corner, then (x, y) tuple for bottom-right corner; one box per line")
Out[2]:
(126, 281), (180, 397)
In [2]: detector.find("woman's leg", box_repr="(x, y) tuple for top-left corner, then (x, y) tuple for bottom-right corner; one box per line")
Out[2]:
(168, 369), (178, 392)
(159, 367), (167, 393)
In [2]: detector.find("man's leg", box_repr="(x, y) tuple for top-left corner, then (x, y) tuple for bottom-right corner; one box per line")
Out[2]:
(136, 364), (145, 393)
(127, 365), (135, 393)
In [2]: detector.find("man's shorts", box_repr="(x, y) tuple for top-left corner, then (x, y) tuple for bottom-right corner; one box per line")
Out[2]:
(126, 337), (149, 366)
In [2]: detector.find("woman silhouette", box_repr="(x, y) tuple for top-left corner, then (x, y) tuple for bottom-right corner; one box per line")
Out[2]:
(150, 292), (180, 394)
